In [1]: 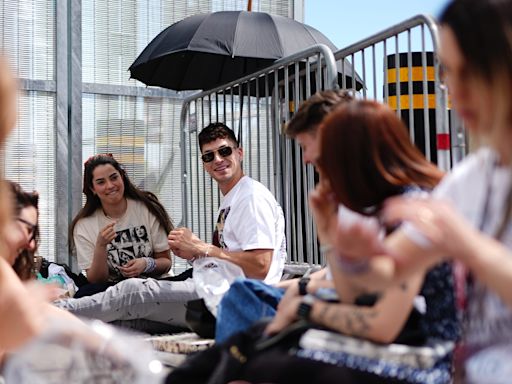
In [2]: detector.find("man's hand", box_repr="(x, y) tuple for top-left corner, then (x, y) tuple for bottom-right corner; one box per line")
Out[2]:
(118, 258), (147, 278)
(168, 227), (206, 260)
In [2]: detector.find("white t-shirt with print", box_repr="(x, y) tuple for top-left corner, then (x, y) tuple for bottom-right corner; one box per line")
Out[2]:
(74, 198), (169, 282)
(404, 148), (512, 355)
(213, 175), (286, 285)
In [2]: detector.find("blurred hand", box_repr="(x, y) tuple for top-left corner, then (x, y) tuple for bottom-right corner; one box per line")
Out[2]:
(118, 258), (147, 278)
(265, 285), (302, 335)
(97, 222), (117, 247)
(383, 196), (479, 261)
(310, 182), (385, 260)
(168, 227), (204, 260)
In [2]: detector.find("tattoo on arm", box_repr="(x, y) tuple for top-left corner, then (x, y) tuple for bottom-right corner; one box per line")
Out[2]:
(318, 304), (378, 338)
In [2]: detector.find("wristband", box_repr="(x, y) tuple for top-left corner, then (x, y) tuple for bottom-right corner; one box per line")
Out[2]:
(332, 254), (370, 275)
(297, 294), (315, 321)
(143, 257), (157, 273)
(298, 277), (310, 296)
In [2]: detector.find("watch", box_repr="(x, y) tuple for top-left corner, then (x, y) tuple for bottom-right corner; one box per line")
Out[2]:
(297, 294), (315, 321)
(298, 277), (310, 296)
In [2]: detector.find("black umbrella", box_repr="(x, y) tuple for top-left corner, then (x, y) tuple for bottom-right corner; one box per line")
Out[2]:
(129, 11), (354, 91)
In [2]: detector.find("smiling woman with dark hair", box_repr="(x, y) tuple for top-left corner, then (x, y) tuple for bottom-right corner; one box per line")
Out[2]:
(70, 153), (174, 297)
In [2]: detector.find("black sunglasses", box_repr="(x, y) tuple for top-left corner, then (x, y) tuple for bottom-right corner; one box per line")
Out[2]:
(16, 217), (38, 241)
(201, 146), (235, 163)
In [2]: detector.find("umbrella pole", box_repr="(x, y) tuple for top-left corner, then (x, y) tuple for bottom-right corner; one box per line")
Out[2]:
(247, 0), (252, 11)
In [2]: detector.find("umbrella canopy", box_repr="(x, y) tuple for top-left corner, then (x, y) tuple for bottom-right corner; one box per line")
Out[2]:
(129, 11), (341, 91)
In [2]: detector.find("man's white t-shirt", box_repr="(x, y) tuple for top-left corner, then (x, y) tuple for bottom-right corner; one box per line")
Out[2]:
(213, 176), (286, 285)
(74, 198), (169, 281)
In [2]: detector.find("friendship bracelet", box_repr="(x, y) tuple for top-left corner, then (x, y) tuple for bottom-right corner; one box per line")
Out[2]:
(143, 257), (157, 273)
(320, 243), (369, 275)
(332, 253), (370, 275)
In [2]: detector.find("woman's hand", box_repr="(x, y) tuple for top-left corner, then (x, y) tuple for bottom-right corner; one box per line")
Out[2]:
(309, 181), (338, 244)
(265, 287), (302, 335)
(118, 258), (147, 278)
(310, 182), (385, 261)
(383, 196), (479, 262)
(96, 222), (117, 247)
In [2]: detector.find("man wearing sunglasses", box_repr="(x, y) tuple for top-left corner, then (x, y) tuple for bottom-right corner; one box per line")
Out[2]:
(56, 122), (286, 333)
(168, 122), (286, 284)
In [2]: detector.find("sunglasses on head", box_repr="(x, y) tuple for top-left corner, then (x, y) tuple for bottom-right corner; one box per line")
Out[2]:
(201, 146), (235, 163)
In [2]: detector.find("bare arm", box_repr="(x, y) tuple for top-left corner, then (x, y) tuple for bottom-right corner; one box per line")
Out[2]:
(169, 227), (272, 279)
(275, 268), (327, 289)
(85, 222), (117, 283)
(0, 259), (44, 351)
(266, 269), (425, 343)
(311, 272), (424, 343)
(385, 197), (512, 309)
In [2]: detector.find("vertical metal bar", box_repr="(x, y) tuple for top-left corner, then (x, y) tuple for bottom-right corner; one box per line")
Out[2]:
(265, 73), (271, 190)
(294, 61), (304, 264)
(394, 35), (401, 117)
(384, 39), (389, 103)
(350, 53), (356, 93)
(421, 25), (431, 161)
(408, 29), (415, 143)
(256, 76), (261, 182)
(247, 80), (252, 177)
(372, 44), (377, 100)
(283, 65), (296, 262)
(305, 58), (311, 99)
(361, 49), (367, 99)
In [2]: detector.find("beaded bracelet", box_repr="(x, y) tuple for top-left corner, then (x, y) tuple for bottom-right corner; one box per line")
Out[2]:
(143, 257), (157, 273)
(332, 253), (370, 275)
(320, 243), (370, 275)
(189, 244), (213, 264)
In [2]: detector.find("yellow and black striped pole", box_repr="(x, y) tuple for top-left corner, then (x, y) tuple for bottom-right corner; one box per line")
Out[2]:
(386, 52), (451, 166)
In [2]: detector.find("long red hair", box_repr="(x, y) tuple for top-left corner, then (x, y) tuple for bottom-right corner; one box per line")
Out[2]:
(317, 100), (444, 215)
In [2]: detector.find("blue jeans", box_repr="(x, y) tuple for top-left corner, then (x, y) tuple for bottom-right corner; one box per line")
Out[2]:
(215, 278), (285, 343)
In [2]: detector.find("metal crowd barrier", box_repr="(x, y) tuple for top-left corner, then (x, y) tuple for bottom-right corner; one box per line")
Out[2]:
(333, 14), (467, 170)
(176, 15), (466, 268)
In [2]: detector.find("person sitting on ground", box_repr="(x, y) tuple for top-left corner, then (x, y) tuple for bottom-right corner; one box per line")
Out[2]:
(167, 100), (458, 384)
(0, 59), (83, 360)
(310, 0), (512, 381)
(8, 181), (39, 281)
(55, 122), (287, 334)
(70, 153), (173, 297)
(215, 89), (353, 342)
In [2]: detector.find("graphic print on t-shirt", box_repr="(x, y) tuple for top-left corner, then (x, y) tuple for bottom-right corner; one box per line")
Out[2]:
(105, 224), (152, 277)
(212, 207), (230, 249)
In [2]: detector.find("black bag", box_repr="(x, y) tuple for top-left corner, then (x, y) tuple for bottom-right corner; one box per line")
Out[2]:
(185, 298), (217, 339)
(166, 320), (311, 384)
(166, 320), (412, 384)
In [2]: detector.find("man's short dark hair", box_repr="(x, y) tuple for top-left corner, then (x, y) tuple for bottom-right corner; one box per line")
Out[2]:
(285, 90), (353, 138)
(198, 122), (239, 150)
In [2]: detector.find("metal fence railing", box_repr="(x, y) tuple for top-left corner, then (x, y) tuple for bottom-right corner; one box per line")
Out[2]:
(178, 44), (338, 268)
(332, 14), (467, 170)
(167, 15), (466, 269)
